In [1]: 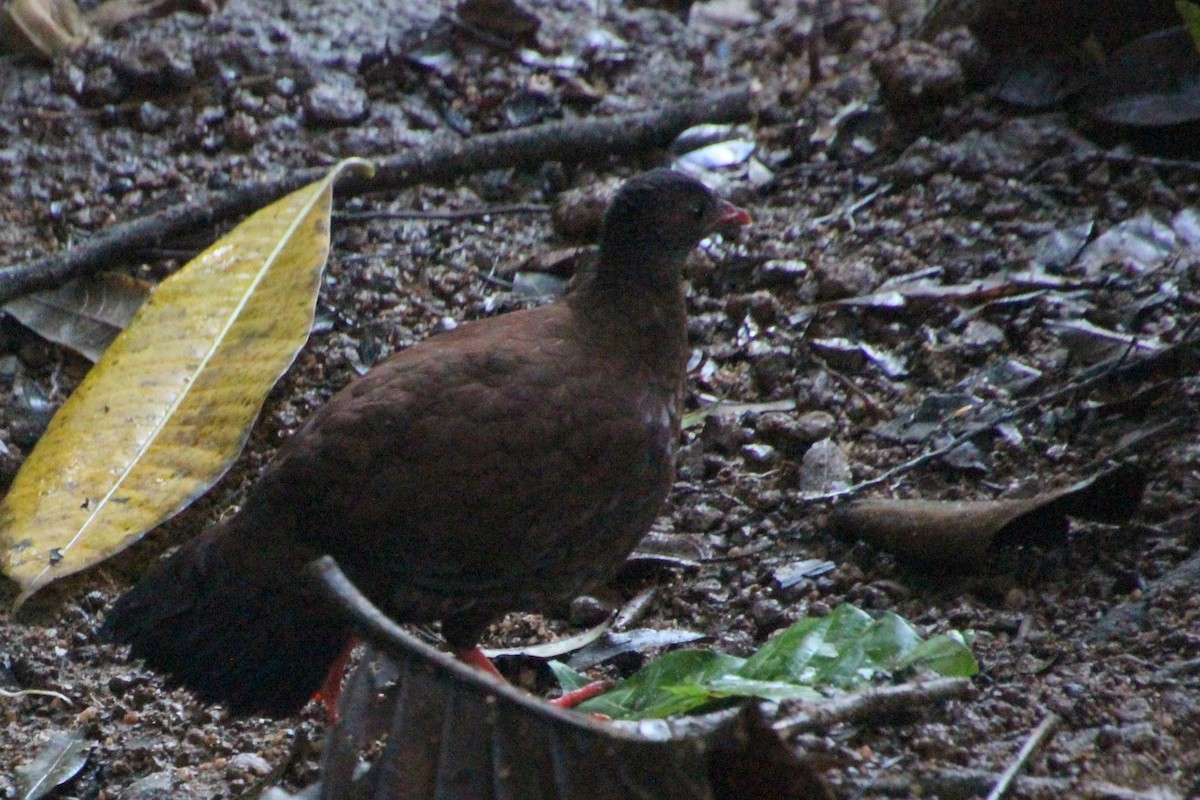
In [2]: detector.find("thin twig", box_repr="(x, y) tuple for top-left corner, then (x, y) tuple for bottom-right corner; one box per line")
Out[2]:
(810, 354), (887, 417)
(0, 86), (752, 305)
(0, 687), (73, 704)
(335, 203), (551, 222)
(985, 713), (1060, 800)
(808, 0), (826, 81)
(809, 182), (892, 228)
(772, 677), (972, 735)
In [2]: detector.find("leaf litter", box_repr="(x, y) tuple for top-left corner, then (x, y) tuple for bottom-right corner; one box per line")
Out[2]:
(2, 0), (1200, 797)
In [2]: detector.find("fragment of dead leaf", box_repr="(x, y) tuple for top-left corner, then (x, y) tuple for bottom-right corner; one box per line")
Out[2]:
(831, 463), (1146, 564)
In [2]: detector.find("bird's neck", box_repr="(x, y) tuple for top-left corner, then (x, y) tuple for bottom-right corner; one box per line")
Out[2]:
(567, 256), (690, 385)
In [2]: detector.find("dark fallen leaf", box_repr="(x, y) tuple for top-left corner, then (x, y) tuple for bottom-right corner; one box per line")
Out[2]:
(1089, 542), (1200, 642)
(831, 463), (1147, 564)
(991, 52), (1097, 110)
(1083, 26), (1200, 128)
(5, 273), (149, 362)
(15, 729), (89, 800)
(956, 359), (1042, 397)
(941, 440), (990, 474)
(456, 0), (540, 45)
(1080, 381), (1176, 420)
(1048, 319), (1165, 364)
(305, 557), (833, 800)
(926, 0), (1177, 53)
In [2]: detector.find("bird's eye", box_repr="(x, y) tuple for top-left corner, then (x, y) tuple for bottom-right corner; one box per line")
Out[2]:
(690, 203), (706, 219)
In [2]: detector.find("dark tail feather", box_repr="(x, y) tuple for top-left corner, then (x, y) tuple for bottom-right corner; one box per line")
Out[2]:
(102, 517), (351, 718)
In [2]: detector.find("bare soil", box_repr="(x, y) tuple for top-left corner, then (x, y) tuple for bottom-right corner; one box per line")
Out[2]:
(2, 1), (1198, 798)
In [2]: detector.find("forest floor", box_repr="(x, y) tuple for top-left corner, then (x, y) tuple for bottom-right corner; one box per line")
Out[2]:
(1, 0), (1198, 797)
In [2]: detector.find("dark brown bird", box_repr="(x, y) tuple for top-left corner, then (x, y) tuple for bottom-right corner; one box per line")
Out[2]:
(102, 169), (751, 718)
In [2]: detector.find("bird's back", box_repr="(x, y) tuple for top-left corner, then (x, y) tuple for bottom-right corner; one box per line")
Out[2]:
(245, 299), (685, 631)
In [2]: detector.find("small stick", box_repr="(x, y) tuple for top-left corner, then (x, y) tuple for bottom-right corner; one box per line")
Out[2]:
(0, 687), (73, 704)
(772, 676), (971, 735)
(335, 204), (550, 222)
(863, 769), (1068, 797)
(807, 0), (826, 81)
(0, 86), (752, 305)
(985, 713), (1060, 800)
(809, 183), (892, 228)
(613, 585), (658, 631)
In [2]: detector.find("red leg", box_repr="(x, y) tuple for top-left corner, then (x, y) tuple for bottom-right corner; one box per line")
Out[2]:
(453, 646), (611, 710)
(550, 680), (612, 709)
(313, 637), (360, 723)
(452, 645), (507, 680)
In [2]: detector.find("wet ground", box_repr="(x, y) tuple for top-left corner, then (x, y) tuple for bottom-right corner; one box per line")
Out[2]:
(2, 0), (1199, 797)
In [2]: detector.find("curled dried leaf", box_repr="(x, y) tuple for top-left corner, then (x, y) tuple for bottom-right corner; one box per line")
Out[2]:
(831, 463), (1147, 564)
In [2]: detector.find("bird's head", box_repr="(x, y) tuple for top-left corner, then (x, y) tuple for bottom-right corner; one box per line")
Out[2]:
(597, 169), (751, 288)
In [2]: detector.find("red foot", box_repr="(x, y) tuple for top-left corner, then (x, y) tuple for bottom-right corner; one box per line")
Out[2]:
(453, 647), (611, 710)
(550, 680), (612, 709)
(313, 637), (360, 724)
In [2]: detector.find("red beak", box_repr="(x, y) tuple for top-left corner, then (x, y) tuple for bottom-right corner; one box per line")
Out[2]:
(715, 199), (752, 227)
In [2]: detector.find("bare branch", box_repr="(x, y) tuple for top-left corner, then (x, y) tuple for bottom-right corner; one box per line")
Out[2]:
(0, 86), (752, 305)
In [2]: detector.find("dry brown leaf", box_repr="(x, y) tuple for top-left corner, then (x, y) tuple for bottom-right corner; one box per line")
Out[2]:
(831, 463), (1147, 564)
(4, 273), (150, 363)
(0, 0), (92, 58)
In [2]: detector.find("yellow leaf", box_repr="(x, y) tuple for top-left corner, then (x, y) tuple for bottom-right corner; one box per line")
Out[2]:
(1, 157), (373, 605)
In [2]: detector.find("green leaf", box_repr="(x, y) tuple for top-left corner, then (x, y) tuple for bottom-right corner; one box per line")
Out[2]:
(1178, 1), (1200, 53)
(579, 650), (745, 720)
(894, 631), (979, 677)
(15, 729), (89, 800)
(547, 660), (591, 693)
(861, 612), (924, 663)
(580, 604), (978, 720)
